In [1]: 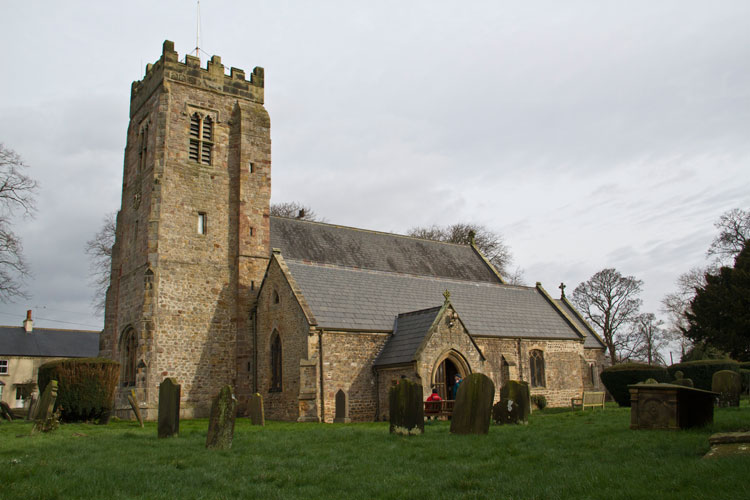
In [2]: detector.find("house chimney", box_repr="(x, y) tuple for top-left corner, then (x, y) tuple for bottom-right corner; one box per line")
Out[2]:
(23, 310), (33, 333)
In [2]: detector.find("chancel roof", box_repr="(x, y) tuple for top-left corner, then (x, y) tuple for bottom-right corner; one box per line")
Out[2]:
(554, 298), (607, 349)
(284, 259), (585, 341)
(374, 307), (442, 367)
(0, 327), (100, 357)
(270, 216), (501, 283)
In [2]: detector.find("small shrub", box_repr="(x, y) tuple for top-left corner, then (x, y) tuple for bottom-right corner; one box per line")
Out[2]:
(600, 363), (669, 407)
(530, 395), (547, 410)
(38, 358), (120, 422)
(667, 360), (739, 391)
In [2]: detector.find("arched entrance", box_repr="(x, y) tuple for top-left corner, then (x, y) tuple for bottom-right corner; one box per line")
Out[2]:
(432, 351), (470, 400)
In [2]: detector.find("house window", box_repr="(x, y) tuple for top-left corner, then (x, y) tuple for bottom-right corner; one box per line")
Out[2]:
(189, 113), (213, 165)
(121, 328), (137, 387)
(198, 212), (207, 234)
(529, 350), (545, 388)
(0, 359), (7, 375)
(16, 385), (32, 401)
(270, 332), (282, 392)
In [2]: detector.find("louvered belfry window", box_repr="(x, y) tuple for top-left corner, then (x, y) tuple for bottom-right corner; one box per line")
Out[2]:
(189, 113), (213, 165)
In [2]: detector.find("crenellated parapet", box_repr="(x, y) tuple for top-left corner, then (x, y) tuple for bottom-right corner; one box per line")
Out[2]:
(130, 40), (264, 117)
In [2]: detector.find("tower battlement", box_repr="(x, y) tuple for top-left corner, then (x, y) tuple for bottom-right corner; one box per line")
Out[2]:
(130, 40), (264, 117)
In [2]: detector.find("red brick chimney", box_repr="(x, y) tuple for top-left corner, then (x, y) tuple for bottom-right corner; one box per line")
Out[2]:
(23, 309), (33, 333)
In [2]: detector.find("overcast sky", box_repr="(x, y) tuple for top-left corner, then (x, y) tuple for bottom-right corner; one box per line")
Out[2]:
(1, 1), (748, 358)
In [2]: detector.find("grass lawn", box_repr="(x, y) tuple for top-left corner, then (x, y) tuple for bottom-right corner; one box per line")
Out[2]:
(1, 403), (749, 500)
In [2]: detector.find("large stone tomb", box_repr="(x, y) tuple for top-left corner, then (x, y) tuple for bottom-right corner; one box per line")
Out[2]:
(629, 383), (717, 430)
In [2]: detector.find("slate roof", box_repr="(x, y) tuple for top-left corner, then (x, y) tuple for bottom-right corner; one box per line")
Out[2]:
(554, 299), (607, 349)
(374, 307), (442, 367)
(0, 326), (100, 358)
(285, 259), (585, 341)
(270, 216), (501, 283)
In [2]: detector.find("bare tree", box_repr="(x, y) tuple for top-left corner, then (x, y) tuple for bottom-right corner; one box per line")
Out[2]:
(407, 222), (523, 283)
(85, 212), (116, 314)
(0, 144), (38, 302)
(660, 267), (705, 358)
(625, 313), (668, 365)
(270, 202), (321, 221)
(707, 208), (750, 265)
(571, 268), (643, 365)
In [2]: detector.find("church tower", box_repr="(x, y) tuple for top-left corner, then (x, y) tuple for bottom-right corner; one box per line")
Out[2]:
(100, 41), (271, 418)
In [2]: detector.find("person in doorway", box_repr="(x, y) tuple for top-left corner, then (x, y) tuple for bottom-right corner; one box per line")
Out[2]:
(425, 387), (442, 419)
(451, 374), (462, 400)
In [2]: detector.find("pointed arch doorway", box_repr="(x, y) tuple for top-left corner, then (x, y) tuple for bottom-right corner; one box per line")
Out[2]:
(432, 352), (470, 400)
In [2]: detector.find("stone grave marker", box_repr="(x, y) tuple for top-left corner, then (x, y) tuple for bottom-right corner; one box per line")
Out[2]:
(32, 380), (59, 433)
(26, 396), (37, 420)
(493, 380), (530, 425)
(127, 390), (144, 427)
(712, 370), (741, 407)
(249, 393), (265, 426)
(704, 431), (750, 459)
(0, 401), (13, 421)
(672, 371), (694, 388)
(206, 385), (237, 450)
(451, 373), (495, 435)
(389, 378), (423, 435)
(158, 378), (180, 438)
(629, 382), (717, 430)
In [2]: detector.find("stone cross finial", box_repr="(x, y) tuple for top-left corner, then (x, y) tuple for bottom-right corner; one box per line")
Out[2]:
(443, 289), (451, 303)
(559, 282), (566, 298)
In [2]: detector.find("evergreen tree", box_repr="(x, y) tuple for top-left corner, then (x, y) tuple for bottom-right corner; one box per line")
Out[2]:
(685, 241), (750, 361)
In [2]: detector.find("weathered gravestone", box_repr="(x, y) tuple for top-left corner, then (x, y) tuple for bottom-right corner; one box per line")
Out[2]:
(0, 401), (14, 421)
(389, 379), (423, 435)
(26, 396), (37, 420)
(249, 392), (265, 426)
(712, 370), (741, 407)
(158, 378), (180, 438)
(127, 390), (144, 427)
(206, 385), (237, 450)
(629, 382), (717, 430)
(32, 380), (59, 433)
(493, 380), (530, 425)
(451, 373), (495, 435)
(672, 371), (694, 388)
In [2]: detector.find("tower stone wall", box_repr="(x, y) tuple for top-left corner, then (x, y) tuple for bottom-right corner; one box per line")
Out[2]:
(101, 41), (270, 418)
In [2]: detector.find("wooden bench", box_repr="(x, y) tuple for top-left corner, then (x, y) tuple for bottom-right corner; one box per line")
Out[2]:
(571, 391), (605, 410)
(424, 400), (455, 418)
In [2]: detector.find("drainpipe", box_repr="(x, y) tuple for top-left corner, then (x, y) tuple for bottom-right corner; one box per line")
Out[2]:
(517, 338), (524, 381)
(252, 306), (258, 393)
(318, 329), (325, 422)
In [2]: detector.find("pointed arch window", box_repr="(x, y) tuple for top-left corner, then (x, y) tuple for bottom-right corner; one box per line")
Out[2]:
(270, 332), (282, 392)
(529, 350), (545, 388)
(189, 113), (213, 165)
(121, 328), (138, 387)
(138, 122), (149, 175)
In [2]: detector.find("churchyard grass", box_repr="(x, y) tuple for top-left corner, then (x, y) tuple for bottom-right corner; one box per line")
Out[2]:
(1, 402), (749, 500)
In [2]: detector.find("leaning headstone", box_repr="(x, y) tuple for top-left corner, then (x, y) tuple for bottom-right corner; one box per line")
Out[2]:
(158, 378), (180, 438)
(206, 385), (237, 450)
(712, 370), (741, 407)
(127, 390), (144, 427)
(493, 380), (530, 425)
(32, 380), (59, 433)
(451, 373), (495, 435)
(249, 393), (265, 426)
(0, 401), (13, 421)
(26, 396), (37, 420)
(389, 379), (423, 435)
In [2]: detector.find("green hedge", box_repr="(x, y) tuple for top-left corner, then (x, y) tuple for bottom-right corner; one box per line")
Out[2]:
(739, 369), (750, 395)
(667, 360), (739, 391)
(38, 358), (120, 422)
(600, 363), (670, 407)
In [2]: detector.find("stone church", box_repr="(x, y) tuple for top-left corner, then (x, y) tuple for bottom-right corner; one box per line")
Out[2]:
(100, 41), (606, 422)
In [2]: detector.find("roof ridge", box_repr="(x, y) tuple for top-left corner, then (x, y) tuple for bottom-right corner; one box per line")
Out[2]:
(270, 215), (479, 249)
(0, 325), (101, 334)
(285, 258), (538, 289)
